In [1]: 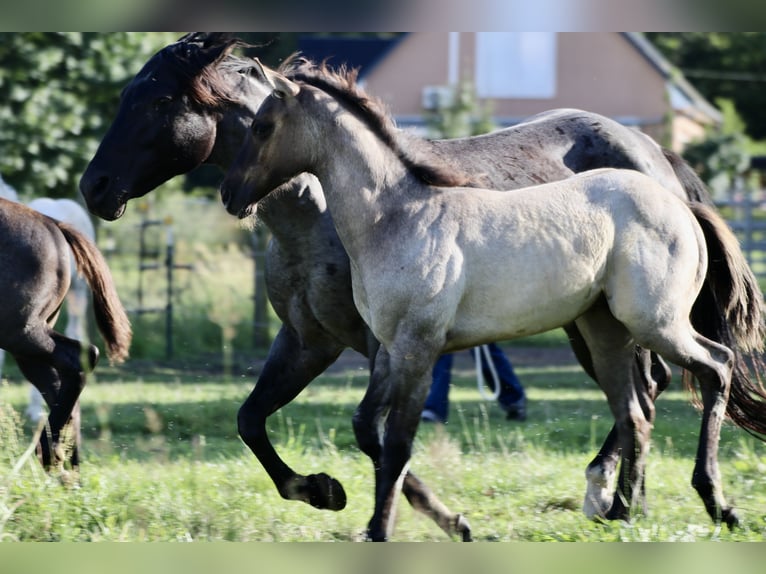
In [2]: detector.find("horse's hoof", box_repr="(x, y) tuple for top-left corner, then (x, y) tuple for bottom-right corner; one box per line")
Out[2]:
(365, 528), (387, 542)
(583, 466), (615, 519)
(722, 507), (739, 529)
(604, 506), (630, 522)
(306, 473), (347, 511)
(583, 493), (612, 520)
(455, 514), (472, 541)
(88, 345), (100, 370)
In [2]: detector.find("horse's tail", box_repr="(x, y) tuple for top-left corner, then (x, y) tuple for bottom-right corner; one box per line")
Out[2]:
(57, 222), (132, 364)
(688, 202), (766, 438)
(663, 148), (716, 207)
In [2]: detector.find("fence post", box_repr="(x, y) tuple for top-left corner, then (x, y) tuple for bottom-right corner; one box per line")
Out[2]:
(252, 229), (270, 349)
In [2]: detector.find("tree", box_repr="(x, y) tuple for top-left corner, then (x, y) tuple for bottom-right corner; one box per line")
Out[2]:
(424, 81), (496, 139)
(682, 98), (751, 199)
(0, 32), (179, 198)
(647, 33), (766, 140)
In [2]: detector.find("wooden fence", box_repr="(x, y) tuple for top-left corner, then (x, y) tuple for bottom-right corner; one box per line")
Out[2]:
(717, 190), (766, 281)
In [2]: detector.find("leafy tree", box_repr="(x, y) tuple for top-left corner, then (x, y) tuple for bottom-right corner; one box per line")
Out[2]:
(682, 98), (751, 198)
(0, 32), (179, 198)
(647, 33), (766, 140)
(425, 81), (496, 139)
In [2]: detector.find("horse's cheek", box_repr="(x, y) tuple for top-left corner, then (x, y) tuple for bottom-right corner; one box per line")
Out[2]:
(171, 115), (216, 163)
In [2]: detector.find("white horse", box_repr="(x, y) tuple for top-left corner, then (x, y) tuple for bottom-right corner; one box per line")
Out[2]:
(0, 175), (95, 427)
(219, 61), (766, 541)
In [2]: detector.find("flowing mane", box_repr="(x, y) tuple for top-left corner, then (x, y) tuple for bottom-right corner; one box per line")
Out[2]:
(160, 32), (254, 109)
(282, 58), (475, 188)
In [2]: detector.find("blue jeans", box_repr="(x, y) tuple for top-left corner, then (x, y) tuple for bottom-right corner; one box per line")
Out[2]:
(423, 343), (525, 422)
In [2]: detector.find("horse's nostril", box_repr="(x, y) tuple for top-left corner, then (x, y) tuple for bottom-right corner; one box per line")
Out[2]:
(80, 172), (110, 199)
(93, 176), (109, 195)
(220, 186), (230, 205)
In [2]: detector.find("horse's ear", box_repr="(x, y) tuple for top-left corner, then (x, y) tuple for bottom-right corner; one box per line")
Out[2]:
(253, 58), (300, 98)
(197, 35), (240, 67)
(174, 32), (240, 68)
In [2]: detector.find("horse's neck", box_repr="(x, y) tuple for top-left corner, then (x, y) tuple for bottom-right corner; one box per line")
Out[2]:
(207, 74), (270, 169)
(308, 115), (415, 254)
(255, 174), (333, 244)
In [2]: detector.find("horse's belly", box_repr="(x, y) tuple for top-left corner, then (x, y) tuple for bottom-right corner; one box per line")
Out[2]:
(445, 269), (601, 350)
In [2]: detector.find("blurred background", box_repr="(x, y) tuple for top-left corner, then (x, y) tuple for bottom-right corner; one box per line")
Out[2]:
(2, 31), (766, 370)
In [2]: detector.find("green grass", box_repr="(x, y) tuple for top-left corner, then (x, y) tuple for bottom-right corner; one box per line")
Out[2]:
(2, 354), (766, 542)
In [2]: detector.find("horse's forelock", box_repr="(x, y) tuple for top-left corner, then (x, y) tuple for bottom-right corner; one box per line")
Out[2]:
(287, 60), (473, 188)
(161, 36), (246, 109)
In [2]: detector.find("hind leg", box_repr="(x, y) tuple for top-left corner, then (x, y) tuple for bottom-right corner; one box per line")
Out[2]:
(15, 332), (90, 470)
(647, 330), (737, 527)
(583, 348), (669, 518)
(576, 304), (656, 522)
(567, 323), (671, 518)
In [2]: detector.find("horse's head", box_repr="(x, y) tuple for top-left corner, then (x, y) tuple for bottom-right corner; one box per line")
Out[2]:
(221, 60), (311, 219)
(80, 33), (263, 221)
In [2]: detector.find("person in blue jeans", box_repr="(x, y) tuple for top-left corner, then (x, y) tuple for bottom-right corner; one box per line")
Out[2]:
(421, 342), (526, 423)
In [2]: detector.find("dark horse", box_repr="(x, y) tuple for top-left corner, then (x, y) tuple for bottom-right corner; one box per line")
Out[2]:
(79, 33), (758, 538)
(0, 198), (132, 471)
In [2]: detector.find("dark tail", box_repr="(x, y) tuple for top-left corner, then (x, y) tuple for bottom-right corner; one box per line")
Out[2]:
(57, 222), (132, 364)
(688, 203), (766, 438)
(663, 148), (716, 207)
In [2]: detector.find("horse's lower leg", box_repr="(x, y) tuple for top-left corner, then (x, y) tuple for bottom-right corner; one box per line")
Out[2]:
(400, 472), (472, 541)
(238, 326), (347, 510)
(361, 347), (442, 541)
(17, 360), (81, 469)
(575, 307), (655, 522)
(639, 324), (736, 526)
(605, 385), (655, 522)
(583, 348), (669, 518)
(567, 322), (670, 518)
(16, 336), (87, 470)
(685, 341), (737, 527)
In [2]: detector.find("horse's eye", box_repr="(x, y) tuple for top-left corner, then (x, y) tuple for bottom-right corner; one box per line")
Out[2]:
(252, 122), (274, 138)
(153, 96), (173, 110)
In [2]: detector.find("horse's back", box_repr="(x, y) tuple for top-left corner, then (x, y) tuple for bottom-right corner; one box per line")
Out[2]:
(432, 108), (684, 198)
(441, 169), (701, 347)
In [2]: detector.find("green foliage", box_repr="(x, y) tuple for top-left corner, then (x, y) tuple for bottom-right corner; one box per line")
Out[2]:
(425, 81), (496, 139)
(0, 32), (179, 197)
(94, 190), (257, 364)
(647, 33), (766, 140)
(682, 98), (751, 197)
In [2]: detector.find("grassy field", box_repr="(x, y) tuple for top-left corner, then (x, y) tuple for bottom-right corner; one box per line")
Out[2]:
(1, 347), (766, 542)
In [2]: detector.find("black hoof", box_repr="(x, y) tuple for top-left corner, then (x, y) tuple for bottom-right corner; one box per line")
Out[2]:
(722, 507), (739, 529)
(456, 514), (473, 541)
(88, 345), (100, 370)
(306, 473), (347, 511)
(604, 501), (630, 522)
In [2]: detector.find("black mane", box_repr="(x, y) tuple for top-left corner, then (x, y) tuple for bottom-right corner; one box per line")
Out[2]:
(160, 33), (252, 109)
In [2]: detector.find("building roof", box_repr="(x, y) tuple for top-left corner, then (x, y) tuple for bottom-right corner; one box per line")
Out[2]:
(297, 34), (406, 78)
(621, 32), (722, 124)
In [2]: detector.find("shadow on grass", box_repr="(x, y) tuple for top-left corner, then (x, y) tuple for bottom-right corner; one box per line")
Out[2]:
(5, 354), (763, 469)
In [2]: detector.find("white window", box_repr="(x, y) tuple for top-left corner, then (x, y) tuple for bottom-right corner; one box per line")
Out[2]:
(475, 33), (557, 99)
